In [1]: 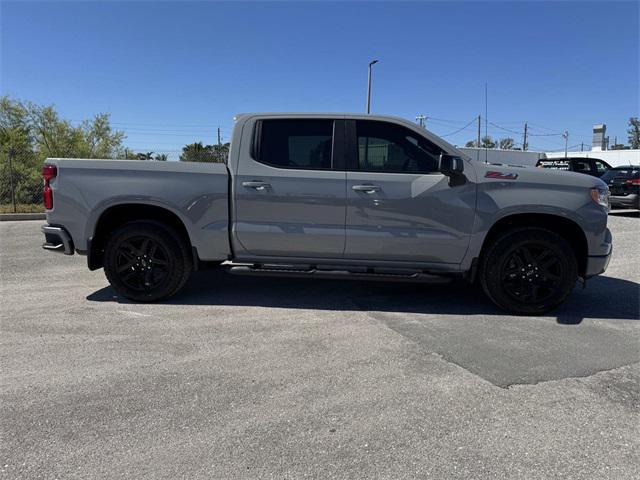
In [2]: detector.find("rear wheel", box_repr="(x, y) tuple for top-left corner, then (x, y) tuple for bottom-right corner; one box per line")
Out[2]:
(479, 228), (578, 314)
(103, 221), (192, 302)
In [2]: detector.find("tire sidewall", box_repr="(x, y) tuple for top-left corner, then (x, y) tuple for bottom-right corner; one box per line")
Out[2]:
(480, 228), (578, 315)
(104, 221), (189, 302)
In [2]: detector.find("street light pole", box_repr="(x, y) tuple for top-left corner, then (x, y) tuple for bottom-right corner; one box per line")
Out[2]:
(366, 60), (378, 114)
(562, 131), (569, 158)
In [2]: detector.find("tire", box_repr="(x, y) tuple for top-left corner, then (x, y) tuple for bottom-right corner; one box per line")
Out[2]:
(479, 228), (578, 315)
(103, 221), (193, 302)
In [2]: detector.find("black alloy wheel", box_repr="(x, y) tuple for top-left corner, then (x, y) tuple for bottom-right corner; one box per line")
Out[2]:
(115, 236), (171, 293)
(103, 221), (193, 302)
(480, 228), (578, 314)
(500, 244), (563, 304)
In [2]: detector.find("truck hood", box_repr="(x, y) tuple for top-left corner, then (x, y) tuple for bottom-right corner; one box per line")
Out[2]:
(472, 161), (607, 189)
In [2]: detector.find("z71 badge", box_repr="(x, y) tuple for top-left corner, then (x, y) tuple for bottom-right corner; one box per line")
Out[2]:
(485, 171), (518, 180)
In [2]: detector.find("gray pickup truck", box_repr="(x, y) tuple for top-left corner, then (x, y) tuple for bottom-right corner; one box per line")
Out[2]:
(41, 113), (612, 314)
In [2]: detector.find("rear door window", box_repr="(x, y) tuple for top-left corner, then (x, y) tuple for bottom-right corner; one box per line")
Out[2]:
(570, 159), (593, 174)
(593, 159), (609, 176)
(256, 119), (334, 170)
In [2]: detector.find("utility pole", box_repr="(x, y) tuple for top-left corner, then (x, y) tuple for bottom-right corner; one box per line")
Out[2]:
(366, 59), (378, 114)
(217, 127), (222, 147)
(484, 82), (488, 163)
(7, 148), (17, 213)
(415, 115), (426, 128)
(580, 142), (584, 152)
(562, 131), (569, 158)
(522, 122), (528, 151)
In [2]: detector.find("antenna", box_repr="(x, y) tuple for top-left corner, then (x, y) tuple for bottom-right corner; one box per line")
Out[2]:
(477, 115), (481, 161)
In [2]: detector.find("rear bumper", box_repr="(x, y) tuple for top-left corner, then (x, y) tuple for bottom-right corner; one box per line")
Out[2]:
(42, 225), (74, 255)
(609, 193), (639, 209)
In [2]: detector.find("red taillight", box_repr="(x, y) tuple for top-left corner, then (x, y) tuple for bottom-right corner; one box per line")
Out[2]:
(42, 164), (57, 210)
(42, 164), (57, 181)
(625, 178), (640, 185)
(43, 185), (53, 209)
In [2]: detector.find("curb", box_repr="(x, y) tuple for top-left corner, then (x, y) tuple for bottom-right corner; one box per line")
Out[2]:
(0, 213), (46, 222)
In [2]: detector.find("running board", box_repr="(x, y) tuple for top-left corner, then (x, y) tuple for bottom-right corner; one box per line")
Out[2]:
(227, 265), (452, 284)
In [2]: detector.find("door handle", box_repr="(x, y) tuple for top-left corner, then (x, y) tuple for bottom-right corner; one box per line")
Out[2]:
(242, 181), (271, 190)
(352, 184), (381, 194)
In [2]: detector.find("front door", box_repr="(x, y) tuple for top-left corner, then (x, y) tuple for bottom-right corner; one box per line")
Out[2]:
(233, 118), (347, 258)
(344, 119), (476, 264)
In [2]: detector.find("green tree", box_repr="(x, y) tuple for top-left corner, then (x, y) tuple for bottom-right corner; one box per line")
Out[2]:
(0, 96), (126, 210)
(180, 142), (214, 162)
(212, 143), (230, 163)
(628, 117), (640, 149)
(465, 137), (498, 149)
(179, 142), (215, 162)
(499, 138), (515, 150)
(154, 153), (168, 161)
(481, 136), (496, 149)
(124, 149), (140, 160)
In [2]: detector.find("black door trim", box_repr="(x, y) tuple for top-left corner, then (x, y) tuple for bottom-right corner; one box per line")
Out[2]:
(332, 120), (346, 171)
(344, 119), (358, 171)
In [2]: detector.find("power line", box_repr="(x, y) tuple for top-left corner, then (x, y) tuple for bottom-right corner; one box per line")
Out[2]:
(122, 132), (225, 137)
(71, 119), (234, 129)
(117, 126), (232, 132)
(422, 116), (469, 126)
(440, 117), (477, 137)
(528, 131), (563, 137)
(487, 121), (522, 135)
(527, 122), (561, 133)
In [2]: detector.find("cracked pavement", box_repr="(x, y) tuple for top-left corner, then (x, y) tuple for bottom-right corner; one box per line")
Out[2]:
(1, 215), (639, 479)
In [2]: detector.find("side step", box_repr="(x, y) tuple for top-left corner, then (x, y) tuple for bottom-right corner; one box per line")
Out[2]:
(227, 265), (452, 284)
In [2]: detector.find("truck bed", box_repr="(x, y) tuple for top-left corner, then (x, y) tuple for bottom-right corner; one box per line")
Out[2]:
(44, 158), (231, 261)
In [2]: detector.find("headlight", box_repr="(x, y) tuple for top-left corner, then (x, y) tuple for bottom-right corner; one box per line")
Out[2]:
(590, 186), (610, 210)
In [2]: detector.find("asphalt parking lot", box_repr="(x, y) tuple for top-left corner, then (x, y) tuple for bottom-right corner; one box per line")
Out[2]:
(1, 214), (638, 480)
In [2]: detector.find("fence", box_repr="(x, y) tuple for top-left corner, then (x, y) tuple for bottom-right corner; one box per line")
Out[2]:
(0, 149), (43, 213)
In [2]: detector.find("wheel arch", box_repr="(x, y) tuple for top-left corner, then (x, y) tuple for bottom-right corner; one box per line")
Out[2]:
(88, 203), (195, 271)
(477, 213), (588, 279)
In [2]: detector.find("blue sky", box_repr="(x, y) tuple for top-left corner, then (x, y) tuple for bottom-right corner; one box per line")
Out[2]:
(2, 1), (638, 158)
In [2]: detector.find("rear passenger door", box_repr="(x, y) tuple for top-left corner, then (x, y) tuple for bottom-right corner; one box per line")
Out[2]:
(233, 118), (347, 258)
(343, 119), (476, 264)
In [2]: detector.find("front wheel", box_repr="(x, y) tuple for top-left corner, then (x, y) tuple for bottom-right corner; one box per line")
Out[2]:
(103, 221), (193, 302)
(479, 228), (578, 315)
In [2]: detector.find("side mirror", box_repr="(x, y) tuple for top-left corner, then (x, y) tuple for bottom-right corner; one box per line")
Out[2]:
(439, 154), (464, 176)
